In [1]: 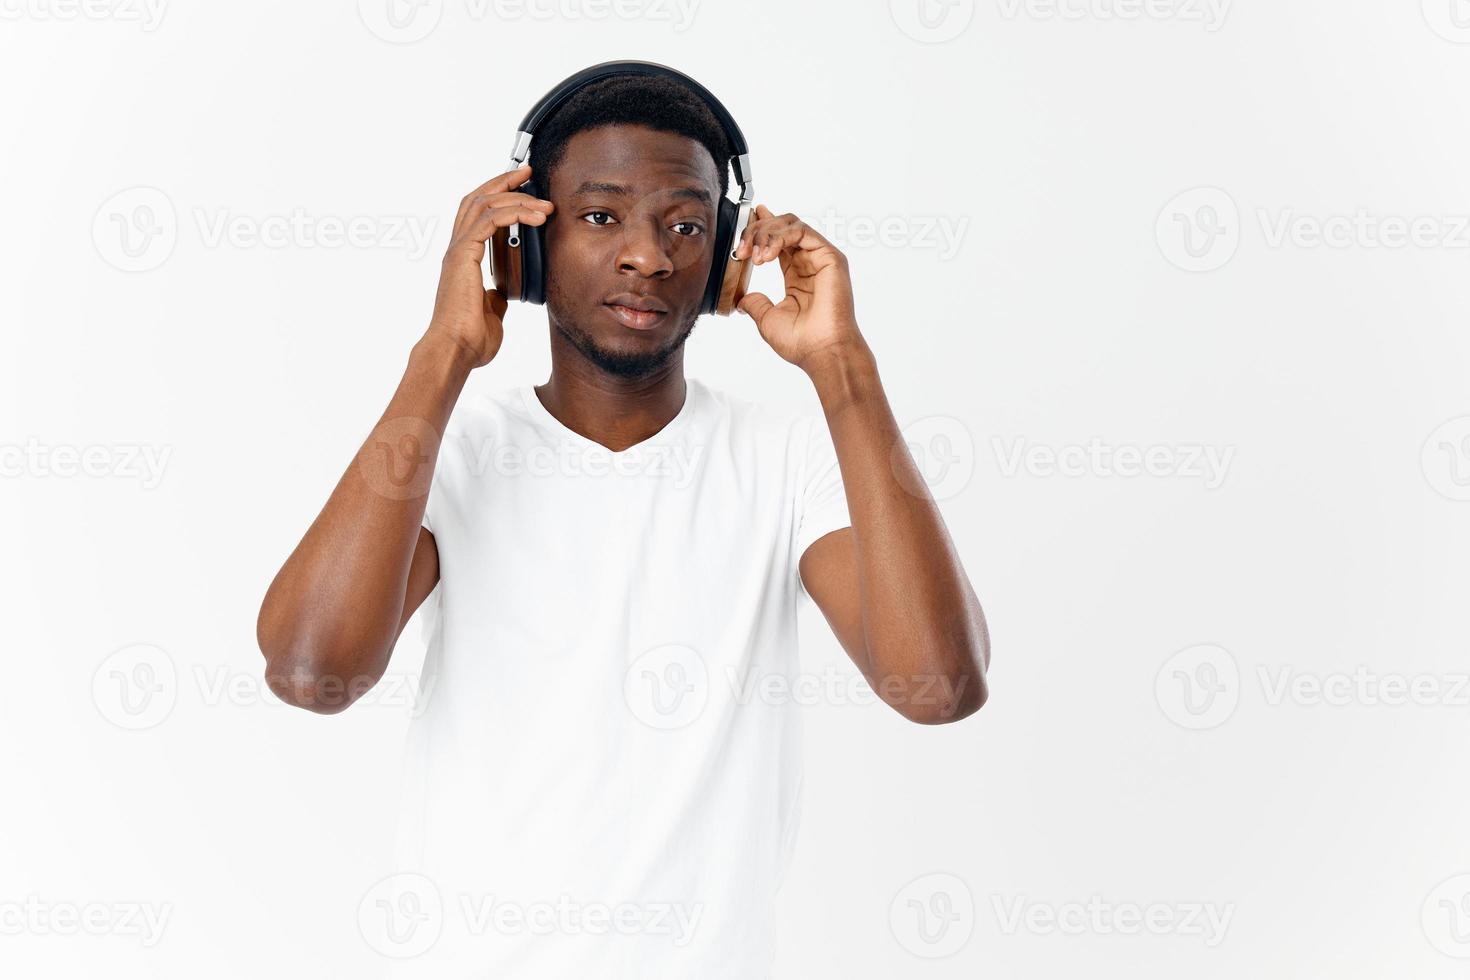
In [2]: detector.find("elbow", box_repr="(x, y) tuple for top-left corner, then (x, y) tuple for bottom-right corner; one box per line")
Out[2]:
(880, 636), (991, 726)
(256, 601), (386, 715)
(258, 631), (382, 716)
(898, 670), (988, 725)
(261, 655), (370, 715)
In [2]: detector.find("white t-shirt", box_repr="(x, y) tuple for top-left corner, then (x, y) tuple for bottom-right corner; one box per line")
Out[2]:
(386, 376), (850, 978)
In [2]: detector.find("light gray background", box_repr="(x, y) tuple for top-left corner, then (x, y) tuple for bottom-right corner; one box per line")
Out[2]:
(3, 0), (1469, 976)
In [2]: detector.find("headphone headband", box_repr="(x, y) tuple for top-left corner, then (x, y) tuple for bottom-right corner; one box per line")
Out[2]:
(507, 60), (753, 195)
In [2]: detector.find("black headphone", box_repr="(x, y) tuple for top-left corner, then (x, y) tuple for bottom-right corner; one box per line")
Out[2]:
(486, 60), (755, 317)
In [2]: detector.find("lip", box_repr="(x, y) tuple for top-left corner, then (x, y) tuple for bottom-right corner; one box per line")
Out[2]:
(603, 294), (670, 331)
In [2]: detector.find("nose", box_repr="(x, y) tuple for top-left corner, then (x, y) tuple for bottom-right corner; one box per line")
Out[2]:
(614, 215), (674, 280)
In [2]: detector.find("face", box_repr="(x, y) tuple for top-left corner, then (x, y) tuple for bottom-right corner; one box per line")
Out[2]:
(542, 124), (722, 380)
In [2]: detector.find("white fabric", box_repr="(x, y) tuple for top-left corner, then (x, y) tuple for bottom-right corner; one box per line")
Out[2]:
(387, 377), (850, 979)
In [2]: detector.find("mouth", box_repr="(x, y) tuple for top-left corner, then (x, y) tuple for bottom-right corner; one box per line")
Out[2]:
(603, 293), (670, 331)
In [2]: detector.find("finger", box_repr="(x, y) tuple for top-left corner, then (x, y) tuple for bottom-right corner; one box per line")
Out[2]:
(451, 203), (550, 253)
(456, 190), (553, 234)
(749, 212), (811, 265)
(736, 214), (760, 259)
(454, 164), (533, 228)
(463, 202), (550, 242)
(483, 288), (508, 320)
(749, 204), (790, 259)
(736, 204), (785, 260)
(456, 164), (531, 221)
(455, 190), (552, 239)
(767, 214), (836, 263)
(737, 290), (775, 323)
(741, 205), (782, 260)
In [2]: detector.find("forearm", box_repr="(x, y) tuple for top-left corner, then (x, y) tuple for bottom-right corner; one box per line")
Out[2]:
(256, 331), (475, 708)
(805, 341), (990, 718)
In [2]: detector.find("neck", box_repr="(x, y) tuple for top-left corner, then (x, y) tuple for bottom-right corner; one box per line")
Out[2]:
(535, 338), (689, 454)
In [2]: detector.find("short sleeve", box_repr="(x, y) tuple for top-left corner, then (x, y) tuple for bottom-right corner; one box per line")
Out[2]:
(794, 414), (851, 575)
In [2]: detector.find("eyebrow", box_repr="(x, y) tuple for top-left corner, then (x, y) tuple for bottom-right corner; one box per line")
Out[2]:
(572, 181), (713, 206)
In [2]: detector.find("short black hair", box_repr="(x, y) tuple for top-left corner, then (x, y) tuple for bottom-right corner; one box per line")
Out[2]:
(528, 73), (732, 199)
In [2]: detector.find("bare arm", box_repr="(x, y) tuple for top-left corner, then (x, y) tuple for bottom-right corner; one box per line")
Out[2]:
(798, 348), (990, 725)
(255, 165), (554, 713)
(736, 206), (989, 725)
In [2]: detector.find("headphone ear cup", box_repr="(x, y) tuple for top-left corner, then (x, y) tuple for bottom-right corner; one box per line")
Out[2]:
(489, 177), (547, 305)
(707, 197), (753, 316)
(702, 196), (742, 315)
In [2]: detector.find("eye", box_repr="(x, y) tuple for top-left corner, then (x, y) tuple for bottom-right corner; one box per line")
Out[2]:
(672, 221), (704, 237)
(582, 211), (618, 226)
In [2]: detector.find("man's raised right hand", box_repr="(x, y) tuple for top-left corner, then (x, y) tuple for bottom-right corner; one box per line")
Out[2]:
(423, 164), (554, 368)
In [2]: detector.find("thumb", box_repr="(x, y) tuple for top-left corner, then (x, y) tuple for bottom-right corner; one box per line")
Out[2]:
(484, 288), (508, 320)
(737, 291), (775, 323)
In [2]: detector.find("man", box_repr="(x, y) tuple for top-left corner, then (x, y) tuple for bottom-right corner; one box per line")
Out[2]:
(256, 71), (989, 977)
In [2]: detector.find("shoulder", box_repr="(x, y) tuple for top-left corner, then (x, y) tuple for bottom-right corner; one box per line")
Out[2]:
(689, 378), (816, 458)
(436, 384), (537, 470)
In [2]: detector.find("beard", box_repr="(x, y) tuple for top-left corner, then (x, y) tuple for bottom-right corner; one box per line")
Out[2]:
(550, 307), (699, 380)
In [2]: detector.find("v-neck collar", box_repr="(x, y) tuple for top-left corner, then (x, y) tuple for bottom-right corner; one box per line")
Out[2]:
(518, 378), (700, 456)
